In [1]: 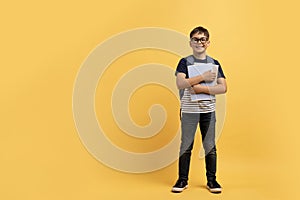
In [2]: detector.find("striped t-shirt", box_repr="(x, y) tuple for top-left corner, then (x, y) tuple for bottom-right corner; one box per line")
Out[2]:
(176, 55), (226, 113)
(180, 88), (216, 113)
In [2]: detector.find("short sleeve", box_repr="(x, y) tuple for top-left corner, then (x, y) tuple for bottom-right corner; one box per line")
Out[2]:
(175, 58), (189, 78)
(214, 59), (226, 79)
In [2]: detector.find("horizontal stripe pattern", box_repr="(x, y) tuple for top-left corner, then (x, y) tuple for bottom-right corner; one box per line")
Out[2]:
(181, 88), (216, 113)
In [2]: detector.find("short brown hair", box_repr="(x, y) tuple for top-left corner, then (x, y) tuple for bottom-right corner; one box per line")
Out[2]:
(190, 26), (210, 39)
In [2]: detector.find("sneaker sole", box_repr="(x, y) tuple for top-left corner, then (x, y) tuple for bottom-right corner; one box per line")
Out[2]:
(206, 186), (222, 193)
(172, 185), (188, 193)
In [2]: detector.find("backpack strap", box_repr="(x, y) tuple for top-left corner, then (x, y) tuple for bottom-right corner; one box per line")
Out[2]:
(206, 55), (215, 64)
(185, 55), (195, 65)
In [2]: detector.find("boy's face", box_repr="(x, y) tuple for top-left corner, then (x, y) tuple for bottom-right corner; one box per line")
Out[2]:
(189, 32), (210, 54)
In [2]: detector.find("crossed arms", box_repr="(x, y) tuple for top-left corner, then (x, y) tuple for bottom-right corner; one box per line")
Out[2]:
(176, 71), (227, 95)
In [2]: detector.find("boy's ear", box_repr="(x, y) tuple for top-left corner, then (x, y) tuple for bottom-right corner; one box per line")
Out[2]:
(189, 40), (192, 47)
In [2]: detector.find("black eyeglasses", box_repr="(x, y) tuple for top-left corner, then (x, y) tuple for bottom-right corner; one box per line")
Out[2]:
(190, 37), (209, 44)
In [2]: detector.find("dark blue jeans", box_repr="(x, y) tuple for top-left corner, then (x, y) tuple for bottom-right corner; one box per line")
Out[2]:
(178, 112), (217, 182)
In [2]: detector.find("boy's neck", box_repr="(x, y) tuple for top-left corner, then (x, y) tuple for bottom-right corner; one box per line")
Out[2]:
(193, 52), (207, 60)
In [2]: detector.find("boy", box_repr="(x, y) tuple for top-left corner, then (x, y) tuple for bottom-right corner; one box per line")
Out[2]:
(172, 26), (227, 193)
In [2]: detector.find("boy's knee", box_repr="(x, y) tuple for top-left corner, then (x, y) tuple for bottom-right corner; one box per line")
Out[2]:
(205, 145), (216, 156)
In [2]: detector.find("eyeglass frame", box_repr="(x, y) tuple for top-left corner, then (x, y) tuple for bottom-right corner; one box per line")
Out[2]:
(190, 36), (209, 44)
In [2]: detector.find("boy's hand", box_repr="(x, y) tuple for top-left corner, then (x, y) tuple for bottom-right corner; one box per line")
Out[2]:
(190, 86), (196, 94)
(190, 84), (205, 94)
(201, 71), (216, 82)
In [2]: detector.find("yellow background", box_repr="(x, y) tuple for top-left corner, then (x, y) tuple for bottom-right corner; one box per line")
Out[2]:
(1, 0), (300, 199)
